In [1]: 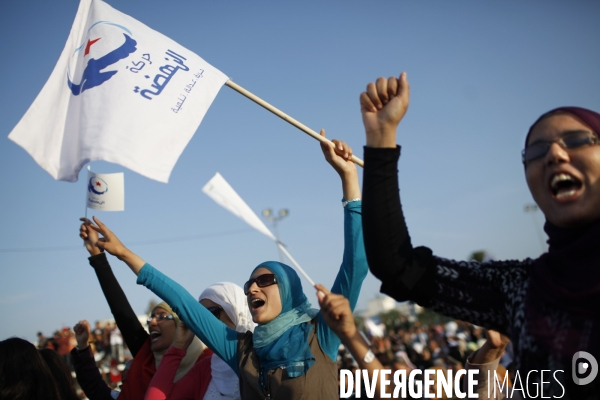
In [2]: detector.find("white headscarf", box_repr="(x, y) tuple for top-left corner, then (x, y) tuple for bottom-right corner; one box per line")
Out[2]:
(199, 282), (255, 398)
(199, 282), (255, 334)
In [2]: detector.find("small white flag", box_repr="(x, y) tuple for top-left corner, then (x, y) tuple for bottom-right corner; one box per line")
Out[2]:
(202, 172), (316, 286)
(8, 0), (228, 183)
(86, 167), (124, 211)
(202, 173), (276, 241)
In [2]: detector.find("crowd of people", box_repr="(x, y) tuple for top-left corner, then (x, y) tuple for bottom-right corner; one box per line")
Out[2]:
(27, 311), (516, 399)
(1, 73), (598, 399)
(336, 316), (515, 399)
(37, 322), (128, 371)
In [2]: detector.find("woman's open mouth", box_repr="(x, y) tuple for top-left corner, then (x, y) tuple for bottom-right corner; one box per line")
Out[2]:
(250, 298), (265, 310)
(150, 331), (162, 342)
(550, 173), (582, 200)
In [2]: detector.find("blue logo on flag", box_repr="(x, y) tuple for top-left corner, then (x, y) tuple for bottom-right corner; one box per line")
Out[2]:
(67, 22), (137, 95)
(88, 177), (109, 195)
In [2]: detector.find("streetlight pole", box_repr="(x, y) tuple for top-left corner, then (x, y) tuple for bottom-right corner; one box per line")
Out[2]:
(262, 208), (289, 262)
(524, 203), (546, 253)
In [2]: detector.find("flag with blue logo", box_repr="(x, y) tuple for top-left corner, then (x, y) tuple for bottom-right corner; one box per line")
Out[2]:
(87, 167), (124, 211)
(8, 0), (228, 183)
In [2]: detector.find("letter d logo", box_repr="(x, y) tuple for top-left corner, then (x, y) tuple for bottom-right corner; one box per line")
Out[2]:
(572, 351), (598, 385)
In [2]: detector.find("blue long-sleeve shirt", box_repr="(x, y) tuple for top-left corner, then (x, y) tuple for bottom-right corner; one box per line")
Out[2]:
(137, 201), (368, 376)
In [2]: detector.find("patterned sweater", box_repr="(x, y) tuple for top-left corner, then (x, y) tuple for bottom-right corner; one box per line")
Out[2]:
(362, 146), (599, 399)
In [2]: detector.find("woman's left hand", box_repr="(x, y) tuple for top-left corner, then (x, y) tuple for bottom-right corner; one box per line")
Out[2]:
(87, 216), (129, 259)
(173, 321), (195, 351)
(319, 129), (357, 178)
(87, 216), (146, 275)
(315, 284), (357, 340)
(319, 130), (361, 200)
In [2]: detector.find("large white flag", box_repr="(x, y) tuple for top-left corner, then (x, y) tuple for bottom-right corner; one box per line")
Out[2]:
(86, 167), (124, 211)
(8, 0), (228, 183)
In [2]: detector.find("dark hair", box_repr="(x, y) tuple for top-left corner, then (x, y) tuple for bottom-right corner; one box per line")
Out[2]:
(39, 348), (80, 400)
(0, 337), (61, 400)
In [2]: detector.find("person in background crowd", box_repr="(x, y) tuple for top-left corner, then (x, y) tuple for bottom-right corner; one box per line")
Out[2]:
(56, 327), (76, 370)
(110, 324), (124, 363)
(37, 331), (56, 350)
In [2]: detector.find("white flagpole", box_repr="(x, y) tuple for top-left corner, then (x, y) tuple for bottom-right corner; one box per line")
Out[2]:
(276, 242), (315, 287)
(225, 80), (364, 168)
(84, 166), (89, 220)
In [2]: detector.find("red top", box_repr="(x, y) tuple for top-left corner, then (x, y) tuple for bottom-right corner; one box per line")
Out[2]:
(145, 347), (213, 400)
(120, 338), (212, 400)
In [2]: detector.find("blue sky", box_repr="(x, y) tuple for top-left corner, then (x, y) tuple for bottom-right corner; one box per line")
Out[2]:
(1, 0), (599, 343)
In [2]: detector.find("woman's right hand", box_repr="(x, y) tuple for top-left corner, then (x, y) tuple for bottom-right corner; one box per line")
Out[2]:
(80, 218), (103, 256)
(73, 320), (92, 349)
(360, 72), (410, 148)
(173, 321), (195, 351)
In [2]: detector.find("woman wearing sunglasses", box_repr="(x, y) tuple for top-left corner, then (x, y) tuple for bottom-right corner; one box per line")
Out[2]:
(360, 73), (599, 399)
(86, 135), (368, 400)
(73, 222), (211, 400)
(145, 282), (255, 400)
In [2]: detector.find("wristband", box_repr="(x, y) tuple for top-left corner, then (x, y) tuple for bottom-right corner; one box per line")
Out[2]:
(342, 198), (361, 208)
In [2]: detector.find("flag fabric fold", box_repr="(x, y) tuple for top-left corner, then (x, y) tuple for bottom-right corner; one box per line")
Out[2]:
(8, 0), (228, 183)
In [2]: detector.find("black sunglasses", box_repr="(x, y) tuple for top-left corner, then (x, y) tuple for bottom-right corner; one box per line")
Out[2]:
(205, 306), (222, 319)
(244, 273), (277, 295)
(522, 130), (598, 164)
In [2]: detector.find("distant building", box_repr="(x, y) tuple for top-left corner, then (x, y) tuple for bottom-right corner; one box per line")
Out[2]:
(360, 295), (422, 319)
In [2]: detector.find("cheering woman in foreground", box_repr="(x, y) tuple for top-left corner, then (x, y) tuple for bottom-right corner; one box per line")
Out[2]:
(87, 135), (368, 400)
(361, 72), (599, 399)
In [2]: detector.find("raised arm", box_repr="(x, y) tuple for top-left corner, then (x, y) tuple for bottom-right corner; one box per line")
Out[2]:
(137, 264), (239, 373)
(361, 74), (526, 333)
(80, 218), (148, 356)
(315, 133), (369, 360)
(71, 320), (114, 400)
(359, 73), (433, 303)
(86, 216), (240, 373)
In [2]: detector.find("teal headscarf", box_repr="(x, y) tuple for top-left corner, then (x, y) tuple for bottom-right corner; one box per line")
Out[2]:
(251, 261), (319, 383)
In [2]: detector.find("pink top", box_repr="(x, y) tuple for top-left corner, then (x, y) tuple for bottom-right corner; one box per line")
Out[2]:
(145, 347), (212, 400)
